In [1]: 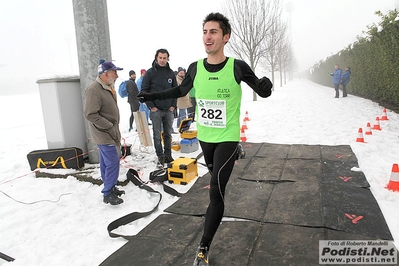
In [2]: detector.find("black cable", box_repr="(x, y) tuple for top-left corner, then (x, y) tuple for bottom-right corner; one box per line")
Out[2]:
(0, 190), (71, 204)
(0, 251), (15, 262)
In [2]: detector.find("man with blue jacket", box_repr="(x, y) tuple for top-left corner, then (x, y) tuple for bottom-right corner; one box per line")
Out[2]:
(340, 66), (351, 97)
(329, 64), (342, 98)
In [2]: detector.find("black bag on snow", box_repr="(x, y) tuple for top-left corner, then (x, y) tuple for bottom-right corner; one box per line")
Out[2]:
(27, 147), (84, 171)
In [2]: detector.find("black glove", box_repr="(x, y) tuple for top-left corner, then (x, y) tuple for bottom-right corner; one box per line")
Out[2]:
(137, 91), (155, 102)
(256, 77), (273, 98)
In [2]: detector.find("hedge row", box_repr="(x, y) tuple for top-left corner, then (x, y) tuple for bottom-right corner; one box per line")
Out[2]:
(304, 10), (399, 109)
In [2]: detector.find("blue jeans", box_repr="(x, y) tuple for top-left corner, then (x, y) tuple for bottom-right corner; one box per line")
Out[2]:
(150, 109), (173, 157)
(139, 103), (150, 123)
(176, 108), (188, 128)
(97, 144), (119, 196)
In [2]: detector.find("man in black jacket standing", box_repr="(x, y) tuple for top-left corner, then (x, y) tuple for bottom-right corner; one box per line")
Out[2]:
(141, 48), (177, 164)
(127, 70), (140, 132)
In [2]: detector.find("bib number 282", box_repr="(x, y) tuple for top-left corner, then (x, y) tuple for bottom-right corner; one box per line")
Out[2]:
(197, 99), (227, 128)
(200, 108), (222, 120)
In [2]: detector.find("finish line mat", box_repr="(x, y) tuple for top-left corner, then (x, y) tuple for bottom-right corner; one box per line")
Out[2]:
(101, 143), (393, 265)
(101, 215), (387, 266)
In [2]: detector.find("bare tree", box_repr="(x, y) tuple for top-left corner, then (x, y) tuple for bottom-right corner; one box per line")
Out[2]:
(223, 0), (278, 101)
(261, 0), (291, 89)
(277, 34), (294, 86)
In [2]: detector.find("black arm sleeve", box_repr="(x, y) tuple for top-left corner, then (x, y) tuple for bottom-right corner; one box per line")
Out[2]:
(235, 60), (273, 98)
(148, 62), (197, 100)
(141, 72), (154, 108)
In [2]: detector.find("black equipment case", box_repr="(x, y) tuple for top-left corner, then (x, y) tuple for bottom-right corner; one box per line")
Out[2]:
(27, 147), (84, 171)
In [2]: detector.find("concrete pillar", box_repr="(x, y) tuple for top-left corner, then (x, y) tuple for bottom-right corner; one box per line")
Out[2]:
(72, 0), (112, 163)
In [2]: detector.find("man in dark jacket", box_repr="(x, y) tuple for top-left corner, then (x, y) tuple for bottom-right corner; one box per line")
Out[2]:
(127, 70), (140, 132)
(141, 48), (177, 165)
(340, 66), (351, 97)
(84, 59), (125, 205)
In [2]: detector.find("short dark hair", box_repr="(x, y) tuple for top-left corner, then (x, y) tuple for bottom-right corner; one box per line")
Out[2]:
(203, 12), (231, 37)
(129, 70), (135, 76)
(154, 48), (170, 60)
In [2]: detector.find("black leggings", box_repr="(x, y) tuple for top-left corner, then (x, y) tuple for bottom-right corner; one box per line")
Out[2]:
(199, 141), (238, 248)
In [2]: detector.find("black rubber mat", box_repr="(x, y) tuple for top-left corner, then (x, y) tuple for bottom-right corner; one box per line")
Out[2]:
(322, 183), (392, 240)
(320, 144), (358, 162)
(255, 142), (291, 159)
(101, 143), (394, 266)
(288, 144), (321, 159)
(101, 214), (393, 266)
(239, 156), (286, 182)
(165, 143), (389, 234)
(322, 159), (370, 188)
(282, 158), (321, 182)
(231, 142), (263, 174)
(250, 223), (324, 266)
(174, 220), (263, 266)
(264, 181), (322, 226)
(239, 142), (264, 159)
(100, 214), (204, 266)
(164, 173), (210, 216)
(224, 177), (274, 221)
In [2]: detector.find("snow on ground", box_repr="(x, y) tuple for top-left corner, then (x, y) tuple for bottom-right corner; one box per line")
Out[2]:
(0, 78), (398, 265)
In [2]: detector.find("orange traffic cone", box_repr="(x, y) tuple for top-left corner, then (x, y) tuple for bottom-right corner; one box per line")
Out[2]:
(240, 127), (247, 142)
(244, 111), (250, 121)
(242, 119), (248, 130)
(365, 122), (372, 135)
(372, 117), (382, 131)
(381, 108), (389, 121)
(387, 164), (399, 192)
(356, 128), (366, 143)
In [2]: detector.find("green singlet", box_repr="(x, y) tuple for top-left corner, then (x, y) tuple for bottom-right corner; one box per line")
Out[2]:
(194, 58), (242, 143)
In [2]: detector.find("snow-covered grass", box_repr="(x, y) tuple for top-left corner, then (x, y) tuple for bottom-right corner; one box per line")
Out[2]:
(0, 78), (398, 265)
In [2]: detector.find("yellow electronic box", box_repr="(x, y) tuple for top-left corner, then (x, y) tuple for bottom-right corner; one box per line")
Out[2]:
(167, 157), (198, 185)
(178, 118), (197, 139)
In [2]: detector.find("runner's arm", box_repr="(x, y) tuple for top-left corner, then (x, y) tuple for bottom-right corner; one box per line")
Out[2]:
(235, 59), (273, 98)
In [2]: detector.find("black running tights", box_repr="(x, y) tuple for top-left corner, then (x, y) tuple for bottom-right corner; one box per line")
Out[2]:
(199, 141), (238, 248)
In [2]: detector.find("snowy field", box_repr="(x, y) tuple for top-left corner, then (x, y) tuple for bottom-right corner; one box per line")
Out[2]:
(0, 78), (398, 265)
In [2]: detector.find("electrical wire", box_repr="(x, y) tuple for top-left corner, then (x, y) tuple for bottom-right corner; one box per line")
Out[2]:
(0, 190), (71, 205)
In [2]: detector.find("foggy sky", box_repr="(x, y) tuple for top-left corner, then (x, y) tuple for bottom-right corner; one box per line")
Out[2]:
(0, 0), (397, 95)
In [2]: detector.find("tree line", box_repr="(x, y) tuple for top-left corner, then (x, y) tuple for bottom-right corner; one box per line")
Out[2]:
(304, 9), (399, 110)
(222, 0), (295, 101)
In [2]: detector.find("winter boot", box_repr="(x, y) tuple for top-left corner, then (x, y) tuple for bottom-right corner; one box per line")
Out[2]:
(103, 192), (123, 205)
(164, 155), (174, 164)
(111, 186), (125, 197)
(158, 155), (166, 165)
(193, 245), (209, 266)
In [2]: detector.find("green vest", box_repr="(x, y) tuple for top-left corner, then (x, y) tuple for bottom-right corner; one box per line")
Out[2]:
(194, 58), (242, 142)
(189, 86), (195, 97)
